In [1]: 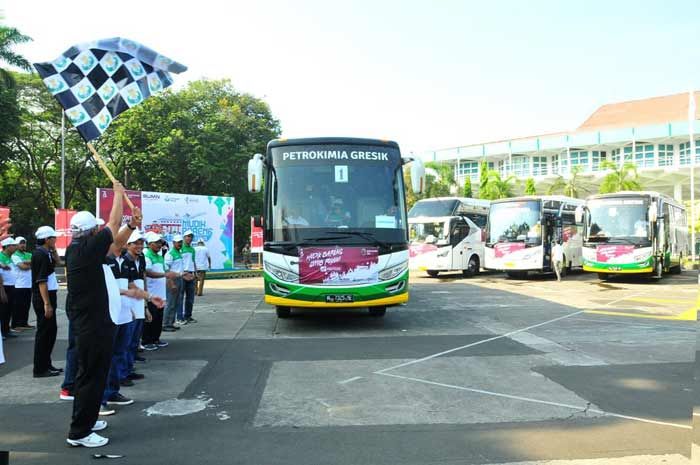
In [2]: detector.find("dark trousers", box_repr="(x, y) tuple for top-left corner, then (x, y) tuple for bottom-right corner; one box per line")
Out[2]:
(126, 319), (143, 374)
(69, 321), (115, 440)
(62, 318), (77, 391)
(33, 291), (57, 374)
(181, 278), (195, 320)
(0, 285), (14, 336)
(102, 323), (131, 403)
(142, 302), (163, 344)
(12, 287), (31, 328)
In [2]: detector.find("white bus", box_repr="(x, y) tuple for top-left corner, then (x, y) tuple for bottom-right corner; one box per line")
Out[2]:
(484, 195), (584, 278)
(408, 197), (490, 277)
(578, 191), (689, 279)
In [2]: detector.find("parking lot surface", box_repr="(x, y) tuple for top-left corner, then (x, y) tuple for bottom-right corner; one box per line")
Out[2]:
(0, 270), (696, 464)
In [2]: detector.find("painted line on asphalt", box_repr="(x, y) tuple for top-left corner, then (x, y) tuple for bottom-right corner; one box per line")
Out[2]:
(338, 376), (363, 385)
(378, 372), (691, 430)
(374, 310), (584, 374)
(584, 308), (696, 321)
(569, 317), (695, 331)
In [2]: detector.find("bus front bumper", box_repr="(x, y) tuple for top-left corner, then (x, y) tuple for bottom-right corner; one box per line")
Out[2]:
(582, 258), (654, 274)
(265, 293), (409, 308)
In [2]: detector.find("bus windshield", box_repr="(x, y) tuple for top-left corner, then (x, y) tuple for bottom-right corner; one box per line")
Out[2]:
(488, 200), (542, 244)
(408, 199), (458, 218)
(409, 221), (448, 244)
(267, 144), (407, 245)
(587, 198), (649, 242)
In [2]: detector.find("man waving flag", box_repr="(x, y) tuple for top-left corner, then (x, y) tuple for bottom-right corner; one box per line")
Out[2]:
(33, 37), (186, 142)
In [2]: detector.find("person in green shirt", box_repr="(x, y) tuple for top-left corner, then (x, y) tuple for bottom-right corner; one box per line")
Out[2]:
(178, 230), (197, 325)
(11, 237), (33, 330)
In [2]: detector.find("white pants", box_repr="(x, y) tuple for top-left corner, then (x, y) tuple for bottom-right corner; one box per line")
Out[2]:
(553, 260), (563, 281)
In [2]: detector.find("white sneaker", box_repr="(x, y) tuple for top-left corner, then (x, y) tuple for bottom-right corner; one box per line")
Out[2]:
(99, 405), (116, 416)
(92, 420), (108, 431)
(66, 432), (109, 448)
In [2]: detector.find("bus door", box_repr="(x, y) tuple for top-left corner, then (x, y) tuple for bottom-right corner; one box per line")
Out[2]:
(449, 217), (472, 269)
(543, 215), (555, 268)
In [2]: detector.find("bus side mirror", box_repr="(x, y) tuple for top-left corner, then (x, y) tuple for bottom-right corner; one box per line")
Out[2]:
(574, 206), (584, 223)
(248, 154), (264, 193)
(410, 158), (426, 195)
(648, 202), (658, 223)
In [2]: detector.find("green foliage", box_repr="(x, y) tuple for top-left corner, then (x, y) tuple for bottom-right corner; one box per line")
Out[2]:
(462, 176), (473, 198)
(0, 23), (30, 164)
(599, 161), (641, 194)
(478, 169), (515, 200)
(0, 24), (32, 88)
(524, 178), (536, 195)
(479, 161), (489, 194)
(404, 161), (458, 209)
(547, 165), (589, 198)
(101, 79), (281, 249)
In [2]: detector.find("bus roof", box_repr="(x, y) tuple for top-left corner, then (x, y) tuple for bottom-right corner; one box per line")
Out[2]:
(490, 195), (584, 206)
(586, 191), (684, 209)
(415, 197), (491, 207)
(268, 137), (400, 150)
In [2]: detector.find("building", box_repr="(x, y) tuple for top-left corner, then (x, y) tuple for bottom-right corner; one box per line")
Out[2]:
(421, 91), (700, 202)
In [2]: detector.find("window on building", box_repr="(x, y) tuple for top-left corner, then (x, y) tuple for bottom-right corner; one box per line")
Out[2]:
(511, 155), (529, 177)
(658, 144), (674, 167)
(611, 147), (633, 165)
(633, 144), (654, 168)
(498, 159), (511, 177)
(532, 156), (548, 176)
(457, 160), (479, 179)
(679, 140), (700, 165)
(591, 151), (605, 171)
(569, 150), (590, 172)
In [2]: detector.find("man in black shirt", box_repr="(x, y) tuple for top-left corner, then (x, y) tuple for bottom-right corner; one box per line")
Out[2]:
(65, 181), (141, 448)
(32, 226), (62, 377)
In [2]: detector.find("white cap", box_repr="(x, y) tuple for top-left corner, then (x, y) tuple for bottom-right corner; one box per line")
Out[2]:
(1, 237), (17, 247)
(172, 234), (183, 242)
(144, 231), (163, 243)
(127, 229), (144, 244)
(183, 230), (194, 237)
(35, 226), (58, 239)
(70, 211), (105, 232)
(15, 236), (26, 244)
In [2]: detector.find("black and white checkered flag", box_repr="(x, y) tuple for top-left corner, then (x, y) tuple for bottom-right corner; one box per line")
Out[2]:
(34, 37), (187, 142)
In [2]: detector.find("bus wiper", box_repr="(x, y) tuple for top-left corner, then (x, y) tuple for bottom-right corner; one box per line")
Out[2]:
(322, 231), (390, 249)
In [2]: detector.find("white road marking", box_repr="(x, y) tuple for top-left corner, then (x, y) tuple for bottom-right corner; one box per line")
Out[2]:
(338, 376), (363, 385)
(378, 372), (691, 430)
(374, 310), (584, 374)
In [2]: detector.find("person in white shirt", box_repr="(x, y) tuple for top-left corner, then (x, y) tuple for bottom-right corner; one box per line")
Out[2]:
(552, 240), (564, 282)
(0, 237), (19, 339)
(11, 237), (33, 330)
(163, 234), (185, 332)
(142, 232), (177, 350)
(194, 239), (211, 296)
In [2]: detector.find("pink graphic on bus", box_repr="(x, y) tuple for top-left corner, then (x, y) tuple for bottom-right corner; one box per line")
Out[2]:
(299, 246), (380, 285)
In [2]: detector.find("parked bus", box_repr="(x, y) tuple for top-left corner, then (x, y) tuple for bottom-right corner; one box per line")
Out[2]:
(247, 137), (425, 318)
(576, 191), (689, 279)
(408, 197), (490, 277)
(484, 195), (584, 278)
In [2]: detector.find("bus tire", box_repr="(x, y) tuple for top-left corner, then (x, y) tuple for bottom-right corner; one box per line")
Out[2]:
(654, 259), (663, 279)
(597, 273), (609, 280)
(671, 255), (683, 274)
(560, 256), (567, 278)
(369, 306), (386, 317)
(427, 270), (439, 278)
(276, 306), (291, 318)
(463, 255), (480, 278)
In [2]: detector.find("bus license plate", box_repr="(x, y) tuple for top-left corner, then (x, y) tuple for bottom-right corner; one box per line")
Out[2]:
(326, 294), (354, 303)
(504, 262), (515, 268)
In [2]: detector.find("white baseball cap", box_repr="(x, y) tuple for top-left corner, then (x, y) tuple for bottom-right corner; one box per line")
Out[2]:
(183, 230), (194, 237)
(127, 229), (144, 244)
(35, 226), (58, 239)
(1, 237), (17, 247)
(70, 211), (105, 232)
(144, 231), (163, 243)
(15, 236), (26, 244)
(172, 234), (184, 242)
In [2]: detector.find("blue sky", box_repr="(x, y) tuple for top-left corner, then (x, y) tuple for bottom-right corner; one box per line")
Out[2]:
(3, 0), (700, 154)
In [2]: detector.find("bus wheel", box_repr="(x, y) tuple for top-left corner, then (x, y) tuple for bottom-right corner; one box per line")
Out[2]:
(463, 256), (480, 278)
(654, 260), (663, 279)
(560, 256), (567, 278)
(597, 273), (609, 280)
(671, 256), (683, 274)
(369, 306), (386, 317)
(276, 306), (291, 318)
(427, 270), (439, 278)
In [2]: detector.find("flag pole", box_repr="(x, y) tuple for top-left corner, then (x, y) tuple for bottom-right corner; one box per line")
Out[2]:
(60, 110), (66, 209)
(689, 90), (696, 266)
(86, 142), (135, 210)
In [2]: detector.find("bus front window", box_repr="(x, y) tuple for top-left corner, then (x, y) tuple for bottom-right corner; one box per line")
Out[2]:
(409, 222), (447, 244)
(488, 200), (541, 244)
(587, 199), (649, 242)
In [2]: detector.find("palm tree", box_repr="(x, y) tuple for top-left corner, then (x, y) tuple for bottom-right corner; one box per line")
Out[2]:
(479, 168), (515, 200)
(599, 160), (642, 194)
(547, 165), (590, 198)
(0, 25), (32, 88)
(524, 178), (536, 195)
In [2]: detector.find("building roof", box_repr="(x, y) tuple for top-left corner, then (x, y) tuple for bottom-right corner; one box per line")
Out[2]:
(577, 91), (700, 131)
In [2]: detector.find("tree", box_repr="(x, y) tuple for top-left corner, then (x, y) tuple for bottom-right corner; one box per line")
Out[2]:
(599, 161), (641, 194)
(0, 24), (31, 162)
(100, 79), (281, 250)
(404, 161), (458, 209)
(479, 168), (515, 200)
(524, 178), (536, 195)
(547, 165), (589, 198)
(478, 161), (489, 197)
(462, 176), (473, 198)
(0, 24), (31, 87)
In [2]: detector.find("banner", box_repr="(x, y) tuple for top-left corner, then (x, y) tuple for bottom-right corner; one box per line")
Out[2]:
(596, 245), (636, 263)
(494, 242), (526, 258)
(250, 217), (263, 253)
(55, 209), (77, 255)
(97, 189), (234, 270)
(0, 207), (10, 226)
(299, 246), (380, 285)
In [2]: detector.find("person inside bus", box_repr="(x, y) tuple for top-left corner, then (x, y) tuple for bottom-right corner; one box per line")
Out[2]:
(283, 207), (310, 227)
(633, 218), (648, 237)
(325, 199), (351, 227)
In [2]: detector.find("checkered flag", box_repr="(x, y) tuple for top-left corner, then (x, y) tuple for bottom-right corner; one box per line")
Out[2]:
(33, 37), (187, 142)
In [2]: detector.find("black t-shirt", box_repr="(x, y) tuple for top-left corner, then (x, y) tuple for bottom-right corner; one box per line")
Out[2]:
(122, 253), (144, 283)
(66, 228), (114, 326)
(31, 247), (55, 299)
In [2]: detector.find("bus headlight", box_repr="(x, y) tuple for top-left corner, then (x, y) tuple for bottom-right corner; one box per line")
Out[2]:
(264, 261), (298, 283)
(379, 261), (408, 281)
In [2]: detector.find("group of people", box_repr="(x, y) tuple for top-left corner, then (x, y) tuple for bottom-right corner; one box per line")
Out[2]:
(0, 180), (213, 448)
